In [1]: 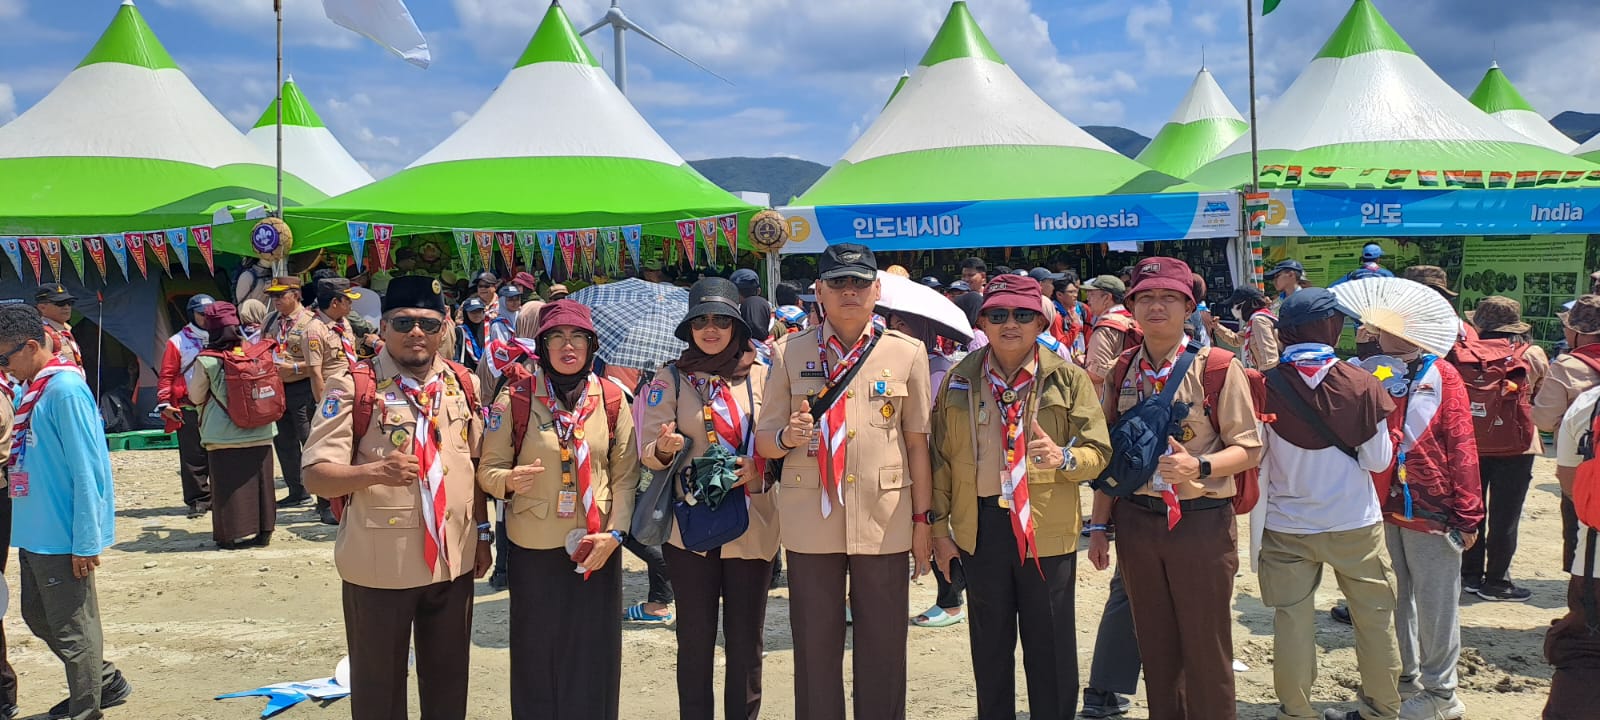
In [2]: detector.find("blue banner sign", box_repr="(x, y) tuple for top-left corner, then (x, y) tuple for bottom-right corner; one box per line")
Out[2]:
(1263, 188), (1600, 237)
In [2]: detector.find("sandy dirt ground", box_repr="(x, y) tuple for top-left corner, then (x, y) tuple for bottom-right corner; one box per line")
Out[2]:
(0, 449), (1565, 719)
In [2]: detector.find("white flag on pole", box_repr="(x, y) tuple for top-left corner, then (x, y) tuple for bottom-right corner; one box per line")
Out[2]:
(322, 0), (431, 69)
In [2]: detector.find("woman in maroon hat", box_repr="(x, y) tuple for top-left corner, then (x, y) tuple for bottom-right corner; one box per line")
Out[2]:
(187, 302), (278, 549)
(478, 299), (640, 720)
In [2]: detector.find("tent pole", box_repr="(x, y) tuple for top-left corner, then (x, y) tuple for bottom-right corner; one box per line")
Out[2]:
(274, 0), (285, 220)
(1245, 0), (1260, 194)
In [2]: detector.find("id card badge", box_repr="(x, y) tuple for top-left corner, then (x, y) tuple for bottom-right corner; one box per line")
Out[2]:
(8, 471), (27, 499)
(557, 489), (578, 518)
(998, 473), (1013, 509)
(806, 432), (820, 458)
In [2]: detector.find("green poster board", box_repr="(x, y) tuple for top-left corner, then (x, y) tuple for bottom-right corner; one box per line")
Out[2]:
(1459, 235), (1588, 347)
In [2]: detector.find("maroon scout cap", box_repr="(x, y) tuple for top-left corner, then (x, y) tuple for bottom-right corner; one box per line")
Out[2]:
(1126, 257), (1196, 305)
(978, 274), (1045, 314)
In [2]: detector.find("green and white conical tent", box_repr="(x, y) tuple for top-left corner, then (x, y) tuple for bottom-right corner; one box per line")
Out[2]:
(289, 1), (752, 249)
(1574, 134), (1600, 164)
(0, 0), (323, 237)
(795, 1), (1190, 206)
(1189, 0), (1596, 189)
(1136, 68), (1249, 179)
(1468, 63), (1577, 153)
(246, 77), (374, 197)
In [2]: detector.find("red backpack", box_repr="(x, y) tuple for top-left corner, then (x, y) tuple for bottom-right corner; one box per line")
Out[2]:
(1447, 338), (1534, 457)
(198, 341), (285, 429)
(1094, 312), (1144, 355)
(507, 373), (622, 459)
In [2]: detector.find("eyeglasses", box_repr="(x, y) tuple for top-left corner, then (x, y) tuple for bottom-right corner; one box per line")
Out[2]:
(388, 316), (444, 335)
(544, 333), (592, 349)
(0, 341), (29, 368)
(690, 316), (735, 331)
(983, 309), (1040, 325)
(823, 277), (873, 291)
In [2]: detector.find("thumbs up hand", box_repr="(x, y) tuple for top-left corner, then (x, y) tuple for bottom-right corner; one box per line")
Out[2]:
(1156, 435), (1201, 481)
(782, 399), (814, 450)
(1026, 419), (1064, 470)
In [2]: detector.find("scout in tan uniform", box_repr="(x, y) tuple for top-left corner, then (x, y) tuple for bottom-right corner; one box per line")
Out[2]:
(1081, 275), (1136, 388)
(262, 276), (325, 511)
(930, 274), (1111, 720)
(33, 284), (82, 367)
(1088, 257), (1262, 720)
(1536, 295), (1600, 571)
(302, 277), (491, 720)
(639, 277), (778, 720)
(477, 299), (639, 720)
(311, 278), (361, 380)
(755, 243), (934, 720)
(1207, 285), (1281, 370)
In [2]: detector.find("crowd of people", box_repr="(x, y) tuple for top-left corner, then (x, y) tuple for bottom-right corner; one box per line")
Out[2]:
(1, 238), (1596, 720)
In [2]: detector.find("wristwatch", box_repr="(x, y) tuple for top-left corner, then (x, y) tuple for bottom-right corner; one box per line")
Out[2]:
(1197, 455), (1213, 479)
(912, 510), (937, 525)
(1058, 448), (1077, 472)
(477, 522), (493, 543)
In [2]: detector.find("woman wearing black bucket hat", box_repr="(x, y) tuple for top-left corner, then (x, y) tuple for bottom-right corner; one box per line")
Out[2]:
(637, 277), (778, 720)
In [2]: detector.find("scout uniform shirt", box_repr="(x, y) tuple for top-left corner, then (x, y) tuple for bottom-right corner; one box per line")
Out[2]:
(477, 373), (640, 551)
(931, 348), (1110, 558)
(266, 307), (323, 384)
(301, 352), (483, 590)
(1104, 345), (1261, 500)
(1085, 307), (1136, 383)
(639, 364), (779, 562)
(1534, 346), (1600, 432)
(312, 310), (356, 381)
(44, 318), (82, 367)
(1211, 311), (1281, 370)
(756, 324), (931, 556)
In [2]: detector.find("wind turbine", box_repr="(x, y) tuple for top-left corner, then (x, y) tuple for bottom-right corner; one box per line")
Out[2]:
(578, 0), (732, 95)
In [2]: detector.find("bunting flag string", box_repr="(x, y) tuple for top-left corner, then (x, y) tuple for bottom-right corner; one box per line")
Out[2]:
(536, 231), (558, 279)
(474, 231), (495, 273)
(20, 238), (43, 282)
(623, 225), (643, 272)
(347, 222), (370, 272)
(84, 235), (109, 280)
(147, 230), (173, 276)
(106, 233), (130, 281)
(452, 230), (475, 274)
(169, 227), (192, 277)
(718, 214), (739, 262)
(496, 232), (517, 273)
(190, 226), (215, 275)
(698, 218), (719, 269)
(676, 220), (698, 266)
(556, 230), (579, 278)
(125, 232), (150, 278)
(0, 237), (23, 281)
(578, 229), (598, 278)
(371, 224), (394, 271)
(62, 236), (86, 281)
(516, 231), (537, 273)
(41, 236), (63, 280)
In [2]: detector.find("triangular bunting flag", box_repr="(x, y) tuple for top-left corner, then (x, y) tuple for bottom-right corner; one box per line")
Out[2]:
(372, 225), (394, 270)
(147, 230), (172, 276)
(125, 232), (150, 278)
(496, 232), (517, 274)
(41, 237), (64, 280)
(676, 220), (698, 266)
(19, 238), (43, 283)
(63, 236), (86, 281)
(168, 228), (191, 277)
(536, 231), (558, 279)
(452, 230), (475, 273)
(346, 222), (370, 272)
(106, 234), (131, 281)
(578, 229), (598, 278)
(190, 226), (215, 274)
(0, 238), (23, 281)
(622, 225), (643, 272)
(698, 218), (719, 268)
(718, 214), (739, 259)
(516, 231), (538, 271)
(474, 231), (495, 274)
(556, 231), (579, 278)
(599, 228), (621, 276)
(84, 236), (109, 279)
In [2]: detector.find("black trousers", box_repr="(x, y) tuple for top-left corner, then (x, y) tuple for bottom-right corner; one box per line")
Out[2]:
(623, 534), (674, 605)
(963, 505), (1080, 719)
(271, 379), (314, 497)
(1087, 566), (1142, 695)
(932, 560), (966, 609)
(177, 407), (211, 509)
(663, 544), (772, 720)
(509, 545), (622, 720)
(342, 574), (474, 720)
(787, 550), (909, 720)
(1564, 494), (1580, 573)
(1462, 454), (1535, 584)
(0, 490), (14, 708)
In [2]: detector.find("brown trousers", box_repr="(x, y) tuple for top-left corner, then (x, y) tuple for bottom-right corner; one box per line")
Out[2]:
(342, 573), (474, 720)
(663, 543), (773, 720)
(1546, 574), (1600, 719)
(508, 545), (623, 720)
(1113, 500), (1239, 720)
(787, 550), (909, 720)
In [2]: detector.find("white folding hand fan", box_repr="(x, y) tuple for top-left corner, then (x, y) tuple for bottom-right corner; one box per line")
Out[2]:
(1330, 277), (1460, 357)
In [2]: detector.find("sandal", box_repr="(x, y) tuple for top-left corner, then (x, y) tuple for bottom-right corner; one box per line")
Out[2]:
(911, 605), (965, 628)
(625, 602), (672, 623)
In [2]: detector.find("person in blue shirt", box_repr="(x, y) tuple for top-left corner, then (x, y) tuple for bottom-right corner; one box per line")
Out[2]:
(1331, 244), (1396, 286)
(0, 305), (130, 719)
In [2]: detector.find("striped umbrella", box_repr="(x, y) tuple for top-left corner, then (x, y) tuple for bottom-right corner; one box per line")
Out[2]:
(571, 278), (689, 370)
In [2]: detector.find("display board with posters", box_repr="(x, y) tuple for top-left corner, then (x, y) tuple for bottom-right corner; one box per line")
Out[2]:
(1260, 236), (1463, 291)
(1459, 235), (1589, 347)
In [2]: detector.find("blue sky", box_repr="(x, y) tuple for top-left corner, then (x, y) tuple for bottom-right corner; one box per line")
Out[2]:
(2, 0), (1598, 179)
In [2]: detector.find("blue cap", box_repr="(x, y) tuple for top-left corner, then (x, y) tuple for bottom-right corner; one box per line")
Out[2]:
(1276, 288), (1359, 329)
(497, 285), (522, 298)
(1361, 244), (1384, 261)
(948, 281), (972, 292)
(186, 294), (215, 313)
(461, 297), (487, 314)
(730, 268), (761, 289)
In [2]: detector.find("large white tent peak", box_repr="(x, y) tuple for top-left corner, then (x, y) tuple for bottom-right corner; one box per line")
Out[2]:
(1468, 63), (1577, 153)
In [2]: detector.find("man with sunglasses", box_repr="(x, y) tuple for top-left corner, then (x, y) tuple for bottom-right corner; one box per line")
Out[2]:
(34, 285), (83, 367)
(756, 243), (935, 720)
(261, 276), (330, 511)
(301, 276), (491, 720)
(1, 305), (132, 720)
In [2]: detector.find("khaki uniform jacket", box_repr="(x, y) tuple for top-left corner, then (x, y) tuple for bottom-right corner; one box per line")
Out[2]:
(931, 348), (1111, 557)
(1534, 348), (1600, 433)
(755, 325), (931, 556)
(1211, 312), (1281, 370)
(44, 318), (81, 366)
(312, 311), (354, 384)
(1103, 344), (1262, 500)
(0, 387), (14, 466)
(638, 364), (779, 561)
(265, 307), (325, 383)
(301, 352), (483, 590)
(477, 373), (640, 551)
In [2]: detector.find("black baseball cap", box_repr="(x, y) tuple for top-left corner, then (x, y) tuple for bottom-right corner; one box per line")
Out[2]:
(1028, 267), (1063, 283)
(818, 243), (876, 281)
(1276, 287), (1358, 329)
(34, 284), (74, 303)
(1265, 259), (1306, 279)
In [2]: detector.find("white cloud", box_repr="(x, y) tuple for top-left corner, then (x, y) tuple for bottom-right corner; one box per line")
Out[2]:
(0, 0), (22, 20)
(152, 0), (357, 50)
(0, 83), (15, 123)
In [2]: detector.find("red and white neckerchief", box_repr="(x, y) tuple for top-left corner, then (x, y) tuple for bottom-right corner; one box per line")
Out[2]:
(44, 322), (81, 367)
(815, 319), (882, 518)
(9, 359), (84, 472)
(542, 373), (603, 575)
(272, 311), (299, 350)
(688, 374), (743, 452)
(484, 338), (539, 379)
(176, 324), (208, 381)
(1281, 343), (1340, 388)
(1239, 309), (1276, 368)
(395, 371), (450, 574)
(1135, 336), (1191, 530)
(984, 352), (1042, 572)
(330, 321), (358, 366)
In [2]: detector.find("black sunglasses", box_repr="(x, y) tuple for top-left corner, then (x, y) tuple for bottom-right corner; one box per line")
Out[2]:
(823, 277), (873, 291)
(984, 309), (1040, 325)
(690, 316), (735, 331)
(389, 316), (444, 335)
(49, 300), (72, 308)
(0, 341), (29, 368)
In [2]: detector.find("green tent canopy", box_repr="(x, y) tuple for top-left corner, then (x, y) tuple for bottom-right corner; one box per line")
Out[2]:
(0, 0), (323, 238)
(286, 1), (754, 251)
(1136, 68), (1248, 180)
(1467, 63), (1577, 153)
(794, 1), (1194, 206)
(1188, 0), (1598, 189)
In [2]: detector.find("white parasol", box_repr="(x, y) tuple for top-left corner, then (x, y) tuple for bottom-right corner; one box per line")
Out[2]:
(875, 271), (973, 342)
(1330, 277), (1460, 357)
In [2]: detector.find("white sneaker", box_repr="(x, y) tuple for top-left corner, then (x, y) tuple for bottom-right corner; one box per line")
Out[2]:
(1398, 691), (1465, 720)
(1398, 676), (1424, 699)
